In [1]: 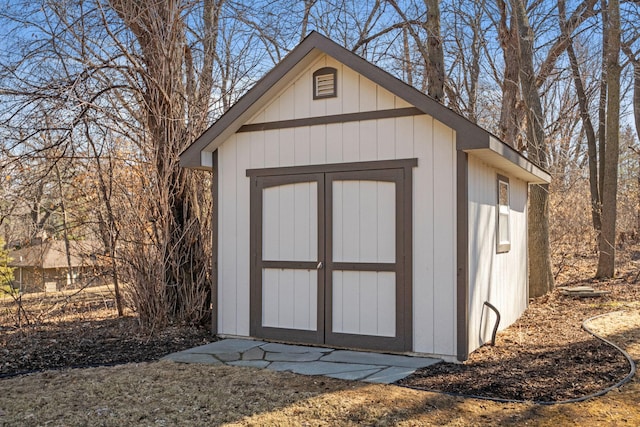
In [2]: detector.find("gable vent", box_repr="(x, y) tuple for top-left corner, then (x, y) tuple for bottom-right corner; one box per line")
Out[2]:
(313, 67), (337, 99)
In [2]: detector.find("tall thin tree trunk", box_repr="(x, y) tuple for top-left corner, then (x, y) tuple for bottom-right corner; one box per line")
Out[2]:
(300, 0), (315, 42)
(597, 0), (608, 203)
(54, 164), (74, 288)
(497, 0), (521, 147)
(621, 44), (640, 234)
(424, 0), (444, 101)
(596, 0), (621, 278)
(559, 0), (601, 232)
(512, 0), (554, 296)
(403, 25), (413, 87)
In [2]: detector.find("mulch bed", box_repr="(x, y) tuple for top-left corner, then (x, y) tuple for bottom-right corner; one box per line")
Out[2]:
(1, 255), (639, 402)
(1, 316), (213, 378)
(399, 278), (640, 401)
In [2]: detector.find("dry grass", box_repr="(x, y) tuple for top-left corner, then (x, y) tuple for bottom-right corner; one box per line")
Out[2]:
(0, 284), (128, 327)
(1, 309), (638, 426)
(1, 253), (640, 425)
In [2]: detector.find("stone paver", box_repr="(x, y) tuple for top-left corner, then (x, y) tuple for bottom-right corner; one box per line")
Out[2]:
(242, 346), (265, 361)
(325, 368), (383, 381)
(260, 342), (333, 354)
(184, 339), (264, 354)
(163, 352), (222, 365)
(267, 361), (381, 376)
(265, 352), (324, 362)
(215, 352), (241, 362)
(363, 366), (417, 384)
(320, 350), (439, 368)
(164, 338), (442, 384)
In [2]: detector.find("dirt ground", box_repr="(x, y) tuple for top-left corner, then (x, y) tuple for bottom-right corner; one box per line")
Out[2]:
(399, 280), (639, 401)
(0, 287), (213, 377)
(0, 308), (638, 426)
(0, 251), (639, 425)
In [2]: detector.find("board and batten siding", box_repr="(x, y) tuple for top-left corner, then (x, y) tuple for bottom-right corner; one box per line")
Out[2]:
(217, 53), (457, 357)
(467, 155), (528, 353)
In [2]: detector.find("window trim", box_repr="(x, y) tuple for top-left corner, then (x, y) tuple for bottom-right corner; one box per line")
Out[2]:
(496, 174), (511, 253)
(313, 67), (337, 99)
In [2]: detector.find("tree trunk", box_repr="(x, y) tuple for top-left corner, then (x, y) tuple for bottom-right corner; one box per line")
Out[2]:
(497, 0), (521, 148)
(596, 0), (621, 278)
(110, 0), (220, 327)
(528, 184), (554, 295)
(512, 0), (554, 296)
(424, 0), (445, 101)
(622, 48), (640, 234)
(387, 0), (444, 101)
(559, 0), (601, 232)
(403, 25), (413, 87)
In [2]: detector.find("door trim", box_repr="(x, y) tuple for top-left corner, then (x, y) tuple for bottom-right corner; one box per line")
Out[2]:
(325, 168), (411, 351)
(249, 158), (416, 352)
(250, 173), (325, 344)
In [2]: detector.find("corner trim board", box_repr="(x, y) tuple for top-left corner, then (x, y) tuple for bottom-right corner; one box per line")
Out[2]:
(211, 149), (219, 335)
(456, 150), (469, 361)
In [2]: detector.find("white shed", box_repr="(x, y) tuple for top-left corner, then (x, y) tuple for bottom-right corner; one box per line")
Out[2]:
(180, 32), (550, 362)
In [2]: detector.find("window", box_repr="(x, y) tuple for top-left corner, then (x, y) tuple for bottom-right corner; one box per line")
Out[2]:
(497, 175), (510, 253)
(313, 67), (337, 99)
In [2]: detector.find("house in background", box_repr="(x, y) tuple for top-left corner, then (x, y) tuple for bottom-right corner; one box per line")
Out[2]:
(8, 240), (103, 293)
(180, 32), (550, 362)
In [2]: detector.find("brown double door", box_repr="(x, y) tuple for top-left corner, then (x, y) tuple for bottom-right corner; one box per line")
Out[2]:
(249, 163), (412, 352)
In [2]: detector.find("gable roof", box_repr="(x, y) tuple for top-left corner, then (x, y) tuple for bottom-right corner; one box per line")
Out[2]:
(180, 31), (550, 184)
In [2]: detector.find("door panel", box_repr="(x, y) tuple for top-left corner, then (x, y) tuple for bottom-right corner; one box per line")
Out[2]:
(332, 180), (396, 263)
(251, 173), (324, 344)
(325, 169), (406, 351)
(331, 270), (396, 337)
(262, 182), (317, 262)
(262, 269), (317, 330)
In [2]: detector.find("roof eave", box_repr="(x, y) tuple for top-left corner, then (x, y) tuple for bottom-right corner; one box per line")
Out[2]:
(463, 136), (551, 184)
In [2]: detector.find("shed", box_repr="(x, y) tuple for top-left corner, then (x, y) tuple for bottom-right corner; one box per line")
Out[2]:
(180, 32), (550, 362)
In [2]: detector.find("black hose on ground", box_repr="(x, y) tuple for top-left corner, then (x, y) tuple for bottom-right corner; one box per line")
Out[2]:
(400, 310), (637, 405)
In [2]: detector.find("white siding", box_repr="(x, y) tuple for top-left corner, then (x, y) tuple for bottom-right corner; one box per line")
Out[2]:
(467, 155), (528, 353)
(217, 54), (458, 357)
(246, 55), (413, 124)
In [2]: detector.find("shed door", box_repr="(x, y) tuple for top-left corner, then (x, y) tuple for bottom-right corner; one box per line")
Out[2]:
(250, 166), (411, 352)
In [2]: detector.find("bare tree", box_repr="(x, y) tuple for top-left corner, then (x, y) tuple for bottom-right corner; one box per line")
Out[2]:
(510, 0), (555, 296)
(596, 0), (621, 277)
(387, 0), (445, 101)
(560, 0), (601, 232)
(496, 0), (523, 147)
(0, 0), (230, 327)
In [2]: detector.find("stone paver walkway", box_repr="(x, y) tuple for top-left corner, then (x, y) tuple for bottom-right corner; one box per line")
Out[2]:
(163, 339), (441, 384)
